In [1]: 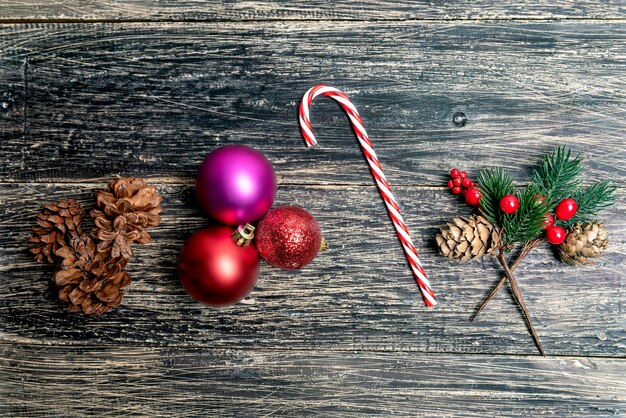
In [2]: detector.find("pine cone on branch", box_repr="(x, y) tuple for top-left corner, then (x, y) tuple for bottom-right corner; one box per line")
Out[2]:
(557, 221), (608, 266)
(54, 234), (130, 315)
(91, 177), (163, 260)
(29, 199), (85, 264)
(435, 215), (500, 261)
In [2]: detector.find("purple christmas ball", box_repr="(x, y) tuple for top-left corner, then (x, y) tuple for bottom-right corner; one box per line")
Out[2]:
(196, 145), (276, 225)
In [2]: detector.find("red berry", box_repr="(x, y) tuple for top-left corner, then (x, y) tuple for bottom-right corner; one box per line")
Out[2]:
(546, 225), (566, 245)
(499, 194), (519, 214)
(464, 187), (482, 206)
(468, 181), (475, 187)
(534, 194), (546, 204)
(461, 178), (472, 188)
(452, 177), (462, 187)
(459, 171), (467, 179)
(452, 186), (462, 195)
(447, 180), (454, 188)
(450, 168), (460, 178)
(555, 198), (578, 220)
(542, 214), (555, 230)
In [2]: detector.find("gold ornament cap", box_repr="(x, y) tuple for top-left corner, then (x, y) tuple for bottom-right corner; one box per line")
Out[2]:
(232, 224), (255, 247)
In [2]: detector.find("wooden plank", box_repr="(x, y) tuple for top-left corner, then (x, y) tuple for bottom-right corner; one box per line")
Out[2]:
(1, 183), (623, 356)
(1, 344), (624, 417)
(1, 1), (624, 21)
(0, 57), (25, 145)
(0, 22), (624, 185)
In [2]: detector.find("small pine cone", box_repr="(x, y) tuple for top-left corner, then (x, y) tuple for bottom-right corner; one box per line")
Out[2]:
(557, 221), (608, 266)
(435, 215), (500, 262)
(54, 234), (130, 315)
(90, 177), (163, 259)
(29, 199), (85, 264)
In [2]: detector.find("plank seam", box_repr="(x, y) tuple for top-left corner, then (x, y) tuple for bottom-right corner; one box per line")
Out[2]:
(0, 341), (622, 359)
(1, 17), (626, 25)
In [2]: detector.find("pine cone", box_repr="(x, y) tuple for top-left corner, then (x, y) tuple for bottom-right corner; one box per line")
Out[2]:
(91, 177), (163, 259)
(54, 234), (130, 315)
(435, 215), (500, 261)
(557, 221), (608, 266)
(29, 199), (85, 264)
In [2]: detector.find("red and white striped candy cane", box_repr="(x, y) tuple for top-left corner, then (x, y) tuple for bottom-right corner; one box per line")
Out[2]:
(299, 85), (436, 307)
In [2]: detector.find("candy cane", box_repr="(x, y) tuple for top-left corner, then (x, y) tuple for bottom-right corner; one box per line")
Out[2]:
(299, 85), (436, 307)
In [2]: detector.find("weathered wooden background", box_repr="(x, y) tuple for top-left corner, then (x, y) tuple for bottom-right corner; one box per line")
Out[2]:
(1, 2), (625, 416)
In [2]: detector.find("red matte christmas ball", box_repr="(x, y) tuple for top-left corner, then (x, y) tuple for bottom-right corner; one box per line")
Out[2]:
(255, 206), (324, 270)
(499, 194), (519, 214)
(555, 198), (578, 220)
(546, 225), (566, 245)
(178, 226), (260, 306)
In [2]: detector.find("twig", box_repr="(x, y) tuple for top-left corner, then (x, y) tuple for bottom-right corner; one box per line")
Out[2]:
(496, 250), (545, 356)
(470, 239), (540, 321)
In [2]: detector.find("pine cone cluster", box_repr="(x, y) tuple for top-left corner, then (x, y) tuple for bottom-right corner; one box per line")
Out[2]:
(435, 215), (500, 261)
(557, 221), (608, 266)
(29, 199), (84, 263)
(29, 177), (163, 315)
(54, 234), (130, 315)
(91, 177), (162, 260)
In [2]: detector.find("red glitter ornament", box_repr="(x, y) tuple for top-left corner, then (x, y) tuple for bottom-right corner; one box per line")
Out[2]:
(178, 225), (259, 306)
(255, 206), (325, 270)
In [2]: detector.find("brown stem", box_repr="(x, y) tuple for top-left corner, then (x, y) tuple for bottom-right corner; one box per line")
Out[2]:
(496, 250), (545, 356)
(470, 239), (540, 321)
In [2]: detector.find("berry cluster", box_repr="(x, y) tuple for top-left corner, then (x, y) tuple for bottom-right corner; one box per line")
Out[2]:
(498, 193), (578, 245)
(447, 168), (482, 206)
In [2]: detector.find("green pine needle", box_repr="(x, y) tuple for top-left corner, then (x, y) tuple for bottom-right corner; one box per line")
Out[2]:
(477, 167), (515, 227)
(532, 146), (583, 205)
(502, 184), (549, 245)
(475, 146), (615, 247)
(563, 180), (617, 226)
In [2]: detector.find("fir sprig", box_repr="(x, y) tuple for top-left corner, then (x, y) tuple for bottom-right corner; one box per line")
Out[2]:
(459, 146), (616, 356)
(502, 184), (548, 245)
(532, 146), (583, 204)
(476, 167), (515, 227)
(565, 180), (616, 226)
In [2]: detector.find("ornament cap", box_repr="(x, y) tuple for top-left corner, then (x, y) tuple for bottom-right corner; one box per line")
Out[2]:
(232, 224), (256, 247)
(320, 237), (329, 252)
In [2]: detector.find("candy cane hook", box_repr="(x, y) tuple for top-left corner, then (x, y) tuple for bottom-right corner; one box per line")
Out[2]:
(299, 85), (436, 307)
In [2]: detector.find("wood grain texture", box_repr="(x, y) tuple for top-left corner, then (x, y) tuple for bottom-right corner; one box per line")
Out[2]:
(1, 13), (625, 416)
(1, 1), (624, 21)
(0, 22), (625, 185)
(1, 183), (623, 356)
(1, 344), (624, 417)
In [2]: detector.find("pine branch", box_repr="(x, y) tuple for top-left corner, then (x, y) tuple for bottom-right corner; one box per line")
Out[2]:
(564, 180), (617, 226)
(470, 238), (540, 321)
(502, 184), (548, 245)
(496, 250), (545, 355)
(477, 167), (515, 227)
(532, 146), (583, 206)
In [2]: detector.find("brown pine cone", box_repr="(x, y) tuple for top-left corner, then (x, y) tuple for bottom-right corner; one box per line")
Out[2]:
(435, 215), (500, 261)
(557, 221), (608, 266)
(29, 199), (85, 264)
(90, 177), (163, 259)
(54, 234), (130, 315)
